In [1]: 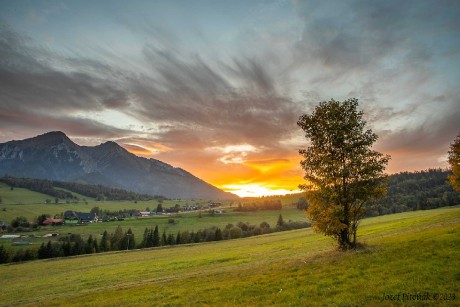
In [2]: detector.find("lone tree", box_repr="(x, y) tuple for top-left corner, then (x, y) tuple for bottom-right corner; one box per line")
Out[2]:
(298, 98), (390, 250)
(448, 133), (460, 191)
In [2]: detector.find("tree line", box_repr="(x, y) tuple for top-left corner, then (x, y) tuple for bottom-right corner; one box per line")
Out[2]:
(0, 215), (310, 264)
(365, 169), (460, 216)
(295, 169), (459, 217)
(0, 176), (74, 200)
(234, 199), (282, 212)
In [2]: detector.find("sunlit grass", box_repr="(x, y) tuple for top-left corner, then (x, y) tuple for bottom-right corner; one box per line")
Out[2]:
(0, 181), (306, 248)
(1, 206), (458, 306)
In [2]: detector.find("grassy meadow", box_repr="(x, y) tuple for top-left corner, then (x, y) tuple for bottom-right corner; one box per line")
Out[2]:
(0, 206), (459, 306)
(0, 182), (302, 220)
(0, 207), (307, 250)
(0, 182), (306, 249)
(0, 182), (222, 221)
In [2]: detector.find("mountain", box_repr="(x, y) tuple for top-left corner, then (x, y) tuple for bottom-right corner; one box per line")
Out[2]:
(0, 131), (236, 199)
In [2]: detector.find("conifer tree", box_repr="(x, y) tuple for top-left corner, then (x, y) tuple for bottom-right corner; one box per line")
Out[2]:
(100, 230), (110, 252)
(161, 230), (167, 246)
(111, 225), (124, 250)
(167, 233), (176, 245)
(276, 214), (285, 228)
(176, 231), (181, 244)
(153, 225), (160, 247)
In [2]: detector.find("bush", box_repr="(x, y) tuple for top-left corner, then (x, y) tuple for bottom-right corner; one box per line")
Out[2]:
(11, 216), (30, 228)
(229, 227), (243, 239)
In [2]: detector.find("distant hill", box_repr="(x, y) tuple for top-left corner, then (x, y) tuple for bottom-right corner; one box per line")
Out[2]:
(0, 131), (236, 199)
(365, 169), (460, 216)
(293, 169), (460, 216)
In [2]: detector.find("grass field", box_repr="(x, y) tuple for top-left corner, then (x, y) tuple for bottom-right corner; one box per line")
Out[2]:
(1, 207), (306, 249)
(0, 206), (458, 306)
(0, 183), (305, 249)
(0, 182), (302, 222)
(0, 181), (221, 221)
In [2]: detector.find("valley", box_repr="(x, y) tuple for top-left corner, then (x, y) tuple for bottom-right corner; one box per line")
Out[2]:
(1, 172), (459, 305)
(0, 206), (458, 306)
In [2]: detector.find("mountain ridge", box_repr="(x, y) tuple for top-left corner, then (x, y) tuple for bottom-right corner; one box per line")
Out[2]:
(0, 131), (236, 199)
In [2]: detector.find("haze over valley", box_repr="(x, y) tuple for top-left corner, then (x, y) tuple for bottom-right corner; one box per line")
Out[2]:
(1, 1), (459, 196)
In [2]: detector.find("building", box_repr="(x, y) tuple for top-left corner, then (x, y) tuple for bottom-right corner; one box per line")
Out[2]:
(64, 211), (98, 224)
(42, 218), (64, 226)
(136, 211), (152, 217)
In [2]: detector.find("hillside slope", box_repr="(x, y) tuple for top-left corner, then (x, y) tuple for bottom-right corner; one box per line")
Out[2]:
(0, 131), (235, 199)
(1, 207), (458, 306)
(0, 182), (58, 205)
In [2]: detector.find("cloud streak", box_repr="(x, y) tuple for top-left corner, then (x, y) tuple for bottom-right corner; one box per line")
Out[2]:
(0, 1), (459, 195)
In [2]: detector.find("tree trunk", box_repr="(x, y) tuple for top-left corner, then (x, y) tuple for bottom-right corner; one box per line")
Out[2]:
(339, 202), (352, 249)
(338, 228), (351, 250)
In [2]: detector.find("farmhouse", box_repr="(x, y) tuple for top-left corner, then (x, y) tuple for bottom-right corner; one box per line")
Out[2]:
(64, 211), (98, 224)
(43, 233), (59, 237)
(208, 202), (223, 208)
(42, 218), (64, 226)
(183, 205), (198, 211)
(136, 211), (152, 217)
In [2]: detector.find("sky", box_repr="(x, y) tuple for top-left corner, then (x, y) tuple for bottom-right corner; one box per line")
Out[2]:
(0, 0), (459, 197)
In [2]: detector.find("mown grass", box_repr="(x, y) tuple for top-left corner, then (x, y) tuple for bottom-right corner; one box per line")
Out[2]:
(0, 181), (302, 221)
(1, 207), (306, 250)
(0, 206), (458, 306)
(0, 183), (204, 222)
(0, 182), (57, 205)
(1, 182), (305, 248)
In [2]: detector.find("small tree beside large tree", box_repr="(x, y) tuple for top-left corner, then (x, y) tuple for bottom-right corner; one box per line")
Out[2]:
(448, 133), (460, 191)
(298, 98), (390, 250)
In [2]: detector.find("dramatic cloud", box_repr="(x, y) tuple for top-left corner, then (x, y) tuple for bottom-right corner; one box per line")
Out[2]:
(0, 1), (459, 196)
(288, 0), (460, 173)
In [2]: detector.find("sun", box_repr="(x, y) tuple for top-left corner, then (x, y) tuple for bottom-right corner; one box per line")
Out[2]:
(222, 183), (300, 198)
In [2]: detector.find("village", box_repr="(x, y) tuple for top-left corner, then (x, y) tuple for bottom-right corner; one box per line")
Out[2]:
(0, 201), (226, 233)
(0, 201), (229, 248)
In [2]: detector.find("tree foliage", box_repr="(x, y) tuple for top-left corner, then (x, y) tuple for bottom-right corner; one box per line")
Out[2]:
(448, 133), (460, 191)
(366, 169), (460, 215)
(276, 214), (285, 227)
(234, 199), (282, 212)
(298, 98), (390, 249)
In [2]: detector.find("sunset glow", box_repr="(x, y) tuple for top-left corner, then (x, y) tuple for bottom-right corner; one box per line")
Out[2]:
(123, 144), (304, 197)
(222, 183), (301, 198)
(122, 143), (173, 156)
(1, 1), (459, 199)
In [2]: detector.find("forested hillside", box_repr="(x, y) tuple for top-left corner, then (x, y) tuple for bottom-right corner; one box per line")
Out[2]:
(366, 169), (460, 216)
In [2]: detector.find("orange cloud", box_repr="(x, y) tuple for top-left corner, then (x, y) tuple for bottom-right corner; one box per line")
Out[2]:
(122, 144), (155, 156)
(244, 158), (291, 173)
(209, 154), (303, 197)
(120, 139), (173, 158)
(150, 141), (305, 197)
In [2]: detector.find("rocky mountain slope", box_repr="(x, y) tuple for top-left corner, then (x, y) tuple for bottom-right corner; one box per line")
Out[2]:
(0, 131), (235, 199)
